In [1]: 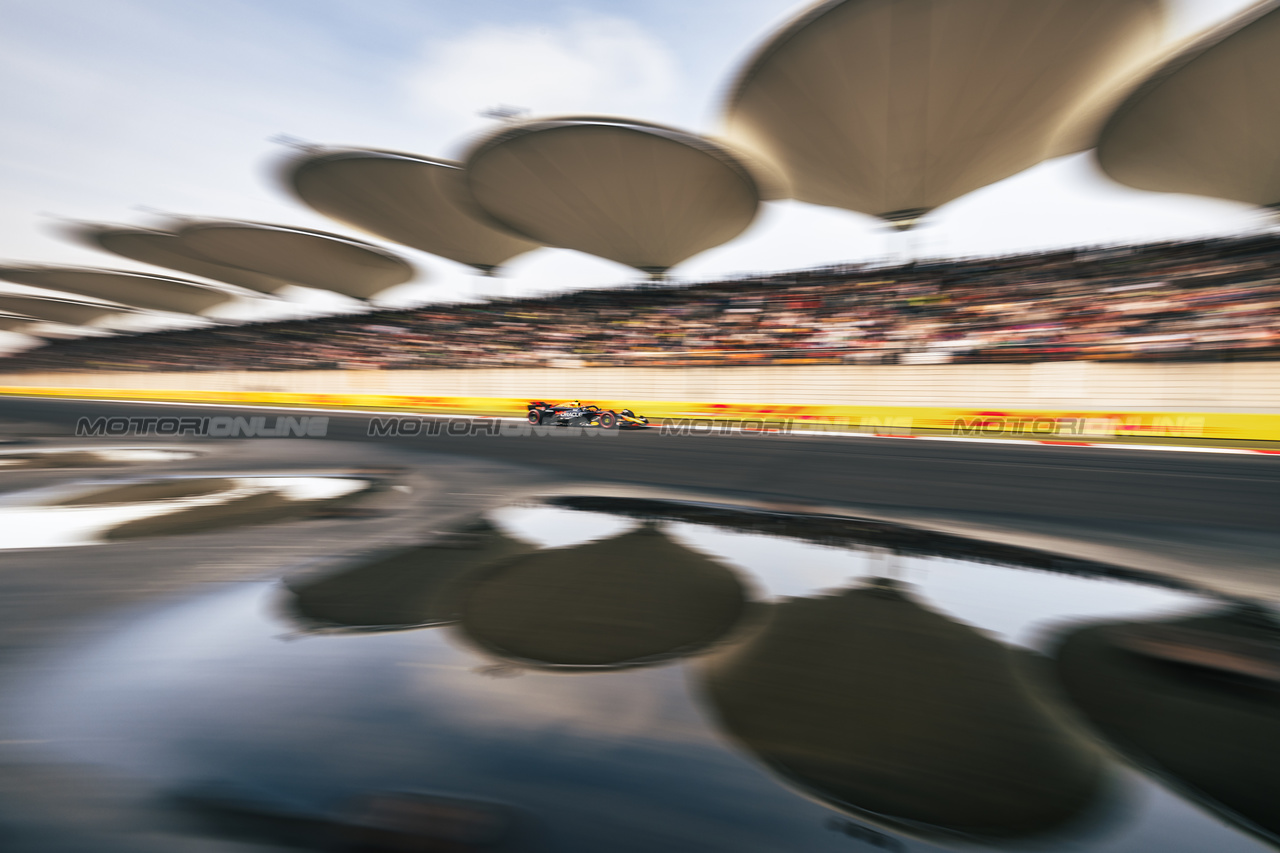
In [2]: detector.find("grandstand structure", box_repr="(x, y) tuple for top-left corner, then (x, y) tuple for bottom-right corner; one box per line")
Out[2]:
(2, 232), (1277, 373)
(1, 0), (1277, 376)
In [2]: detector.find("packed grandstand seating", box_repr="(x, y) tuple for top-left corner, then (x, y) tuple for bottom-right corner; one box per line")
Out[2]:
(3, 233), (1279, 372)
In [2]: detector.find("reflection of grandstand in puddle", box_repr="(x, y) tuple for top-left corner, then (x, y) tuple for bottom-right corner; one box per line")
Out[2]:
(0, 475), (373, 548)
(1055, 607), (1280, 849)
(699, 578), (1108, 845)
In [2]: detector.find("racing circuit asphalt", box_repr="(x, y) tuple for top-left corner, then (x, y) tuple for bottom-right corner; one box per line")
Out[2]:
(4, 395), (1280, 600)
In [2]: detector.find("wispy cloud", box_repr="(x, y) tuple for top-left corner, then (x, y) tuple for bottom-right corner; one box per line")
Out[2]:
(406, 15), (682, 148)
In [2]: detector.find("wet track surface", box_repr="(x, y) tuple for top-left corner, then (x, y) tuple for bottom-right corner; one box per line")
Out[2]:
(0, 397), (1278, 851)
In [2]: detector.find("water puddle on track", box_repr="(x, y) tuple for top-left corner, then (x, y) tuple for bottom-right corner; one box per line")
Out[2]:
(4, 496), (1276, 853)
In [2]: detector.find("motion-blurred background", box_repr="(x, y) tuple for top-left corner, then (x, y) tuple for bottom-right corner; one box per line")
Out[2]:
(0, 0), (1277, 371)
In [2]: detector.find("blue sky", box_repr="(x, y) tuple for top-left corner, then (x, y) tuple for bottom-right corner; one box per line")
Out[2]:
(0, 0), (1265, 341)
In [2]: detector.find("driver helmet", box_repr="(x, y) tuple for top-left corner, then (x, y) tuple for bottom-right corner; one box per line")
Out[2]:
(565, 400), (580, 407)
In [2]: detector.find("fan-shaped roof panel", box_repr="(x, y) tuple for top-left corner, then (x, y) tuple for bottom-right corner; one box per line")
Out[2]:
(1097, 3), (1280, 207)
(0, 267), (232, 315)
(287, 149), (540, 273)
(0, 314), (35, 332)
(723, 0), (1166, 224)
(464, 117), (762, 275)
(176, 221), (416, 301)
(68, 225), (296, 295)
(0, 294), (122, 326)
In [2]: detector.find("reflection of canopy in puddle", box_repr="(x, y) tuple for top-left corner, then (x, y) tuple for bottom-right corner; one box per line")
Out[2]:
(284, 520), (533, 632)
(699, 579), (1105, 843)
(458, 526), (749, 669)
(1054, 608), (1280, 847)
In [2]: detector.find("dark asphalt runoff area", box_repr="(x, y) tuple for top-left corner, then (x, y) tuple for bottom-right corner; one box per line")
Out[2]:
(4, 394), (1280, 600)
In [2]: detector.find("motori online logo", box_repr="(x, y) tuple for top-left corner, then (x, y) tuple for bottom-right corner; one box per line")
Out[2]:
(364, 417), (796, 437)
(365, 417), (620, 437)
(76, 415), (329, 438)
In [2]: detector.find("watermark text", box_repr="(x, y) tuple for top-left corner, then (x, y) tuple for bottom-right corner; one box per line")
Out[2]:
(76, 415), (328, 438)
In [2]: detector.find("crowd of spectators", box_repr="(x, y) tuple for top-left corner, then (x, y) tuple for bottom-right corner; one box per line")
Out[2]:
(3, 233), (1280, 373)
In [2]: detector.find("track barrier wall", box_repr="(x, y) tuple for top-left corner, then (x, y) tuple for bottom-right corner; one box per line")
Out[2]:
(3, 361), (1279, 443)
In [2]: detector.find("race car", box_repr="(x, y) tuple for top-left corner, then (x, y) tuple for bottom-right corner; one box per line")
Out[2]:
(526, 400), (650, 429)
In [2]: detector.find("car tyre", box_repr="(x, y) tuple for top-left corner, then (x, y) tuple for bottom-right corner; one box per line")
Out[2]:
(599, 411), (618, 429)
(527, 410), (543, 425)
